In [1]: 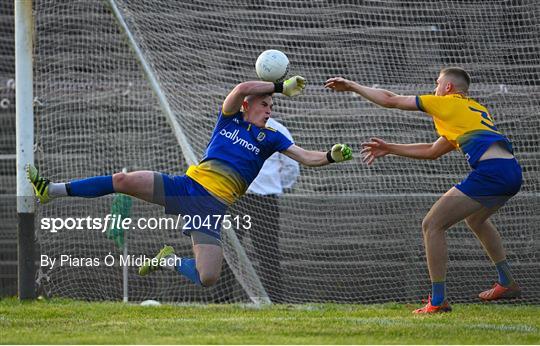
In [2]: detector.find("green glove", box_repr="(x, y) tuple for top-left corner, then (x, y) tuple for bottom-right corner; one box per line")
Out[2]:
(328, 144), (353, 163)
(282, 75), (306, 97)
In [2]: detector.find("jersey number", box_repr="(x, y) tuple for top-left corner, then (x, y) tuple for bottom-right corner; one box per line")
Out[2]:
(469, 106), (498, 131)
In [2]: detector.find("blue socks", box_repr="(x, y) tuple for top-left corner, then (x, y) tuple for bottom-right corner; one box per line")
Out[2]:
(176, 258), (202, 286)
(428, 261), (514, 305)
(66, 176), (114, 198)
(495, 260), (514, 287)
(431, 281), (446, 306)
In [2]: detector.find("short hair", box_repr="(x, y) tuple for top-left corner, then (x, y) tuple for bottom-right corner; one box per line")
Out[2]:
(440, 67), (471, 93)
(242, 93), (273, 112)
(244, 93), (273, 105)
(245, 93), (274, 102)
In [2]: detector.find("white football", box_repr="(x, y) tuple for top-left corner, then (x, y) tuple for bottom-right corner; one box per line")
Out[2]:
(255, 49), (289, 82)
(140, 299), (161, 306)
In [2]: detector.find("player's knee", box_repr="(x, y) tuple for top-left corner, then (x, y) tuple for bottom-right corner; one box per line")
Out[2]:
(199, 271), (219, 287)
(421, 216), (432, 234)
(465, 216), (480, 227)
(112, 172), (129, 192)
(422, 216), (445, 235)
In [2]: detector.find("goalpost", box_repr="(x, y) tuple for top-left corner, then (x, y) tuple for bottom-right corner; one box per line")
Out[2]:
(23, 0), (540, 304)
(15, 0), (35, 300)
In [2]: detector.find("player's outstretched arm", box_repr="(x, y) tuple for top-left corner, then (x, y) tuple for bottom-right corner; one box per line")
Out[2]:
(283, 143), (352, 167)
(361, 136), (455, 165)
(324, 77), (418, 111)
(222, 76), (306, 115)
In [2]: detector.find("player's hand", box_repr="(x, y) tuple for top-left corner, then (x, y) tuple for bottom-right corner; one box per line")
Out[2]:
(282, 75), (306, 97)
(361, 138), (390, 165)
(330, 144), (353, 162)
(324, 77), (355, 92)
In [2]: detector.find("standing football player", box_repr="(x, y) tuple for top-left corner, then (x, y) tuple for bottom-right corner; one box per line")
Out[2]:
(325, 67), (521, 313)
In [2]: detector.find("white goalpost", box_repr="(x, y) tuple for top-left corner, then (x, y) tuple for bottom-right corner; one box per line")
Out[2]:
(15, 0), (36, 300)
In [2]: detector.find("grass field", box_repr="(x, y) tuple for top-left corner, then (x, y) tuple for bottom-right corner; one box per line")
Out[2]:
(1, 298), (539, 344)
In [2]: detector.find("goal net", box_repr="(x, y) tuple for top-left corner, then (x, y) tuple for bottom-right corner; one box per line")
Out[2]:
(0, 0), (16, 296)
(33, 0), (539, 303)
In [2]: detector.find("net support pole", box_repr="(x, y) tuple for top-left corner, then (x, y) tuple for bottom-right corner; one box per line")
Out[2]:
(106, 0), (197, 165)
(122, 167), (129, 303)
(222, 235), (272, 305)
(107, 0), (271, 304)
(123, 230), (128, 303)
(15, 0), (36, 300)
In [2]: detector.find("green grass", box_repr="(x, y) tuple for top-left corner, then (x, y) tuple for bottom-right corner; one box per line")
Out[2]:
(1, 298), (539, 344)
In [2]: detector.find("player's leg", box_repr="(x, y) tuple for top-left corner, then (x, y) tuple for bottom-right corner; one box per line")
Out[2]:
(465, 207), (505, 263)
(112, 171), (163, 205)
(462, 157), (522, 300)
(167, 232), (224, 287)
(26, 164), (163, 206)
(139, 231), (223, 287)
(465, 208), (521, 300)
(192, 240), (224, 286)
(422, 187), (483, 285)
(414, 187), (484, 313)
(138, 174), (227, 287)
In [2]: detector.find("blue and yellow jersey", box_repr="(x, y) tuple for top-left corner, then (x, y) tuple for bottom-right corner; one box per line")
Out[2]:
(416, 94), (513, 167)
(186, 109), (293, 205)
